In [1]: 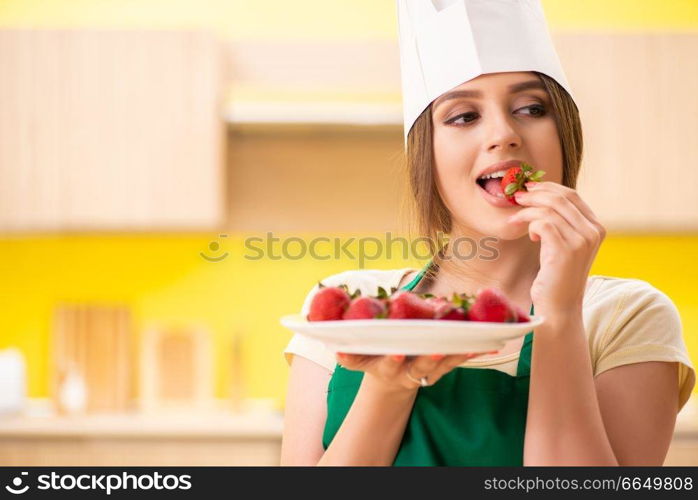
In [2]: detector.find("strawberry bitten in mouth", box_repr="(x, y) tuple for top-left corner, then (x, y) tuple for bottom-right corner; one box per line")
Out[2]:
(501, 162), (545, 205)
(475, 161), (545, 205)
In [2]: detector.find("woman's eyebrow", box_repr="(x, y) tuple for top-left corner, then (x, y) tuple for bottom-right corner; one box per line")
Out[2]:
(432, 80), (546, 112)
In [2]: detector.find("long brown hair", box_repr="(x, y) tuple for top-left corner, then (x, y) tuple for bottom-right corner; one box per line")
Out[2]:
(400, 71), (583, 279)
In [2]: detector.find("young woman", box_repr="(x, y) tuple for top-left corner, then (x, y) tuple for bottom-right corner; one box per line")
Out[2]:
(281, 5), (695, 466)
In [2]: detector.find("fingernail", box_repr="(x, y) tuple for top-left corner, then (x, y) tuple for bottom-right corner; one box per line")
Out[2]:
(430, 353), (445, 361)
(391, 354), (405, 362)
(337, 352), (347, 358)
(525, 182), (537, 189)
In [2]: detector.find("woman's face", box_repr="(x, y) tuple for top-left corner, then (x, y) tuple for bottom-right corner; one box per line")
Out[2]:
(431, 71), (563, 240)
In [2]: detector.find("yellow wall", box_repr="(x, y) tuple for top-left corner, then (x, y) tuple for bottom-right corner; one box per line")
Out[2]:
(0, 0), (696, 39)
(1, 233), (697, 409)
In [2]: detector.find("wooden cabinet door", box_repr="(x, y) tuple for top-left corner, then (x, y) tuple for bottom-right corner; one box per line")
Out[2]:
(0, 30), (225, 232)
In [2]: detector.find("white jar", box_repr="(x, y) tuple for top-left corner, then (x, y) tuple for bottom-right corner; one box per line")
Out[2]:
(0, 348), (26, 415)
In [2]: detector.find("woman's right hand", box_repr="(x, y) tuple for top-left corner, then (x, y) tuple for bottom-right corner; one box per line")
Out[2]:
(335, 350), (498, 394)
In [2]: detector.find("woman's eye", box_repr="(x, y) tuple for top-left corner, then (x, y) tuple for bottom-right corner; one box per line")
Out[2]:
(447, 112), (478, 125)
(519, 104), (547, 116)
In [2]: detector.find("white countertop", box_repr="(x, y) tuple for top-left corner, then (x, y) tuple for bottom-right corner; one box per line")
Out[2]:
(0, 413), (284, 439)
(0, 400), (284, 439)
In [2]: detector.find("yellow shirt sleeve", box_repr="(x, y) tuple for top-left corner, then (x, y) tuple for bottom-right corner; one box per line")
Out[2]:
(591, 278), (696, 412)
(282, 277), (336, 373)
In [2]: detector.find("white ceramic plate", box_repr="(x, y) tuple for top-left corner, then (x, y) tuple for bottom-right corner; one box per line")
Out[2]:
(280, 314), (545, 355)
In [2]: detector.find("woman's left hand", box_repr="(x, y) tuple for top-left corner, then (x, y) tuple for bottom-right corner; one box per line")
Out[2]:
(507, 181), (607, 323)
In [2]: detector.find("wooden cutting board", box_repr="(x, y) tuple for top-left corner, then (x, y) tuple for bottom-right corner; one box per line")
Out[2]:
(139, 326), (214, 413)
(52, 303), (133, 414)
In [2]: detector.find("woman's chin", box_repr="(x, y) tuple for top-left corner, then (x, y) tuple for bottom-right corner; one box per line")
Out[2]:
(471, 220), (528, 241)
(501, 228), (531, 241)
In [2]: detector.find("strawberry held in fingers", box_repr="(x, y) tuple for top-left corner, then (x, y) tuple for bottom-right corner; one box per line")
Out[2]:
(466, 288), (517, 323)
(388, 291), (434, 319)
(501, 162), (545, 205)
(307, 284), (351, 321)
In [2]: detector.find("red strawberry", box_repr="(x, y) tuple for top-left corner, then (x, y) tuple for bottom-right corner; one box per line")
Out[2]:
(426, 296), (467, 321)
(425, 296), (448, 312)
(343, 296), (388, 320)
(307, 285), (351, 321)
(512, 304), (530, 323)
(466, 288), (516, 323)
(440, 307), (468, 321)
(500, 161), (546, 205)
(388, 291), (434, 319)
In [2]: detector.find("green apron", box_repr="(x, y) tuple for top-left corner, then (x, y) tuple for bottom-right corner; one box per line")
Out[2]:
(322, 261), (535, 466)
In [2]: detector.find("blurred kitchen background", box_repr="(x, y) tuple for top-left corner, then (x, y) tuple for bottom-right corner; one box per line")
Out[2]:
(0, 0), (696, 465)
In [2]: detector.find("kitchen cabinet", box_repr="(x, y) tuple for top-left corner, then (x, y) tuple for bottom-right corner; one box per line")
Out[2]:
(226, 125), (405, 232)
(0, 30), (225, 232)
(555, 33), (698, 232)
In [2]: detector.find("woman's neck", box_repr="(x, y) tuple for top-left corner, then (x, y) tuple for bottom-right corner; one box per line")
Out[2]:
(417, 230), (541, 309)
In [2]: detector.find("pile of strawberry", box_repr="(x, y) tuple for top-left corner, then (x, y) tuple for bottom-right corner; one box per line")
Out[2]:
(307, 283), (529, 323)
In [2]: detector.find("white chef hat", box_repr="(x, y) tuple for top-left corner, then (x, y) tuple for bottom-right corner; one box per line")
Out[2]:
(397, 0), (575, 147)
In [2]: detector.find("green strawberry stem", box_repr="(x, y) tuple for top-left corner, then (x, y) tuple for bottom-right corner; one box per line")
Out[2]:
(504, 162), (546, 197)
(451, 292), (475, 311)
(504, 183), (520, 196)
(529, 170), (545, 181)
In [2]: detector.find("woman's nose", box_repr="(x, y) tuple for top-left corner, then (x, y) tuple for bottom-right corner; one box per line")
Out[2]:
(484, 114), (522, 152)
